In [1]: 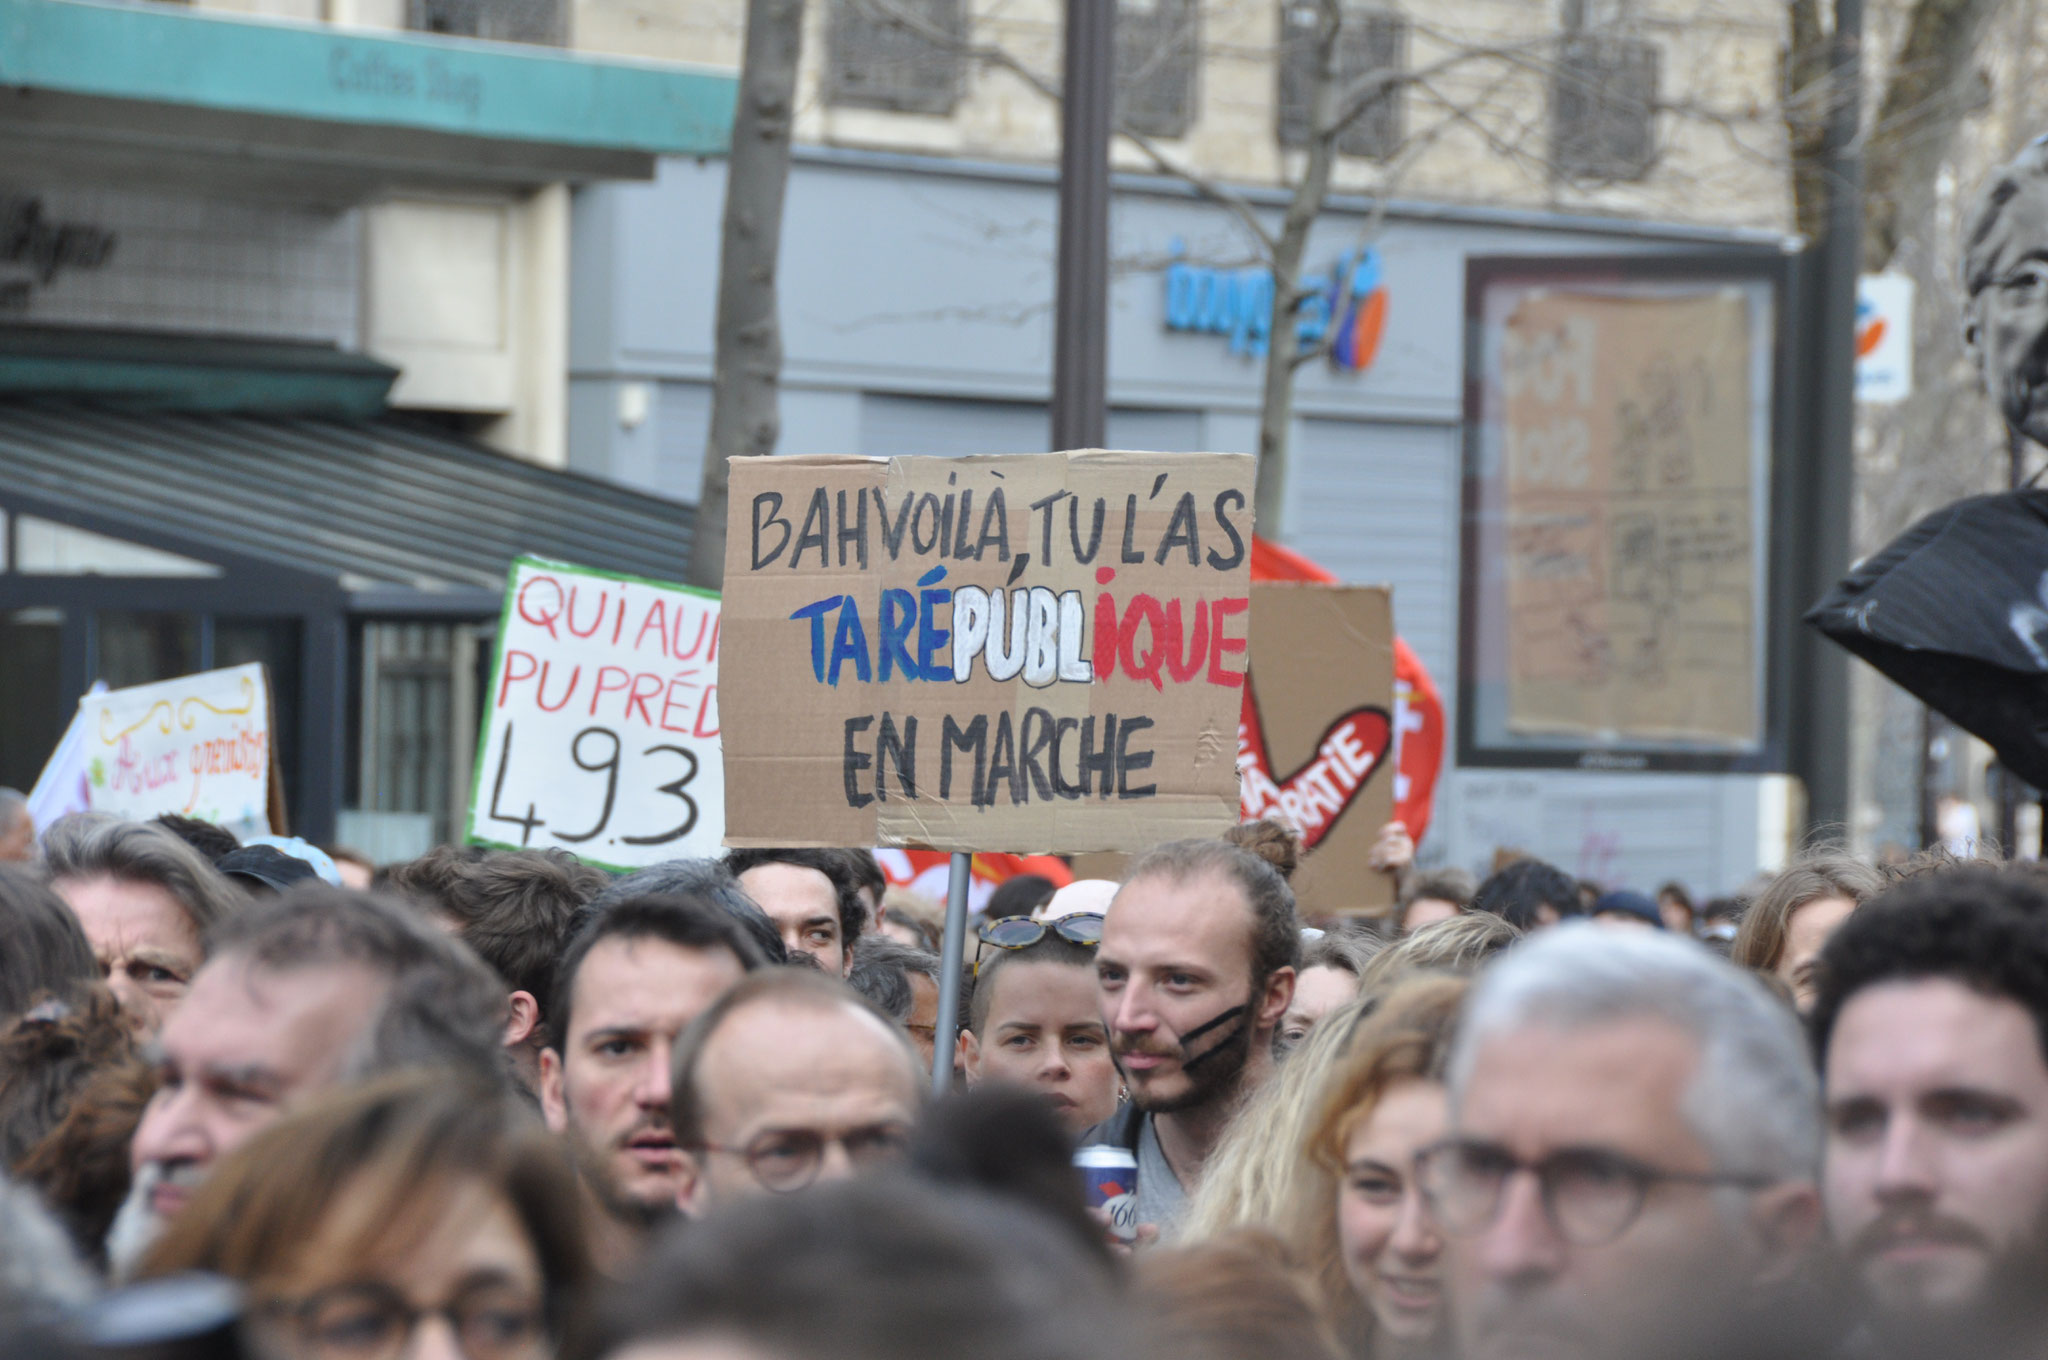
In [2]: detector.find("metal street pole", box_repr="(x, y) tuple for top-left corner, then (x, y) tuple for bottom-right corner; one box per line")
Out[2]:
(1050, 0), (1112, 452)
(930, 851), (971, 1094)
(1794, 0), (1863, 836)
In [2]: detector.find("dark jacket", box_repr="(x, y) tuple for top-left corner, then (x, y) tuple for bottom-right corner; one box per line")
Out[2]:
(1078, 1100), (1143, 1153)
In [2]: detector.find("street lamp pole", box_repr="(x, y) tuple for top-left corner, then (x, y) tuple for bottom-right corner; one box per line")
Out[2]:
(1050, 0), (1113, 452)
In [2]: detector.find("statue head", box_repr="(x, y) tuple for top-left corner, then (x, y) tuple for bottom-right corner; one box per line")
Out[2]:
(1963, 137), (2048, 445)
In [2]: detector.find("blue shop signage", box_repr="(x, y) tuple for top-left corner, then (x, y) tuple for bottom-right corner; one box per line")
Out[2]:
(1162, 238), (1388, 372)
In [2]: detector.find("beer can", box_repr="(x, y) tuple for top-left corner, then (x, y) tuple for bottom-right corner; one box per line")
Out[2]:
(1074, 1144), (1139, 1242)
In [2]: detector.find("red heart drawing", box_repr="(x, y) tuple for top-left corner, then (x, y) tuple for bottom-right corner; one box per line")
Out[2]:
(1237, 676), (1393, 851)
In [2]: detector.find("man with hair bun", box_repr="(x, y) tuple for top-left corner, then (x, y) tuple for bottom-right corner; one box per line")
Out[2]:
(1085, 837), (1300, 1241)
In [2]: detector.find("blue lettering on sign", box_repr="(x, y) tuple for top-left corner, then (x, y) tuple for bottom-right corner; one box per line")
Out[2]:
(1162, 237), (1383, 365)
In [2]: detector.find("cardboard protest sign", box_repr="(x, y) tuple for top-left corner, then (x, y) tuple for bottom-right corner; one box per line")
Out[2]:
(467, 556), (723, 867)
(1238, 584), (1397, 914)
(81, 664), (274, 839)
(720, 451), (1255, 852)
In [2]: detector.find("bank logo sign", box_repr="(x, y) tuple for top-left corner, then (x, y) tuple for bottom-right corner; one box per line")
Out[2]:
(1162, 238), (1388, 374)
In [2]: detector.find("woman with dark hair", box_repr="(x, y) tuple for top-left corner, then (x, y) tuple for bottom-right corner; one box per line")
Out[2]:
(0, 866), (98, 1022)
(138, 1070), (593, 1360)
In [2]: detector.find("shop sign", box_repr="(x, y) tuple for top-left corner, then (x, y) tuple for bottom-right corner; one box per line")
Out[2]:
(719, 450), (1254, 853)
(1162, 238), (1388, 373)
(1856, 273), (1913, 404)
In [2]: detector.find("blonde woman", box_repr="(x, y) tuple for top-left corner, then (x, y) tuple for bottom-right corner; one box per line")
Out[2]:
(1185, 977), (1466, 1357)
(1185, 919), (1513, 1246)
(1301, 976), (1464, 1357)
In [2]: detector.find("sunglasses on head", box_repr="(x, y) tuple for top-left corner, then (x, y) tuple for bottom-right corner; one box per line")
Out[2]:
(973, 912), (1104, 975)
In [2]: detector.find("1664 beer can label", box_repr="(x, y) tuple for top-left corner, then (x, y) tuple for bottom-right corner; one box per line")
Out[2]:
(1074, 1144), (1139, 1243)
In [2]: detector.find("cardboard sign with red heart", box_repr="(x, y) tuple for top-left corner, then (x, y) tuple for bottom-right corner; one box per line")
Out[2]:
(1236, 583), (1397, 914)
(1239, 686), (1393, 852)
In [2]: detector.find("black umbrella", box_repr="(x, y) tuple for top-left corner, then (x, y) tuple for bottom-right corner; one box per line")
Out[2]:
(1807, 489), (2048, 789)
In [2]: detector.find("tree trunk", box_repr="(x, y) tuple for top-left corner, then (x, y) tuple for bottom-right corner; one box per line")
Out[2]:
(1787, 0), (2008, 271)
(1861, 0), (2004, 271)
(1253, 0), (1343, 539)
(688, 0), (805, 590)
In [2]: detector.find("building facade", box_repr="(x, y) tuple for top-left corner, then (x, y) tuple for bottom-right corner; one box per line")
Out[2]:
(0, 0), (732, 854)
(567, 147), (1796, 893)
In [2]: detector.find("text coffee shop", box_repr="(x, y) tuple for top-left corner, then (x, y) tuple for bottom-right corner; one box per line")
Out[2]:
(0, 0), (733, 855)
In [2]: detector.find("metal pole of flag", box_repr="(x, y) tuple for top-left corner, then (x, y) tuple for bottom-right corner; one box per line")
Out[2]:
(930, 850), (972, 1094)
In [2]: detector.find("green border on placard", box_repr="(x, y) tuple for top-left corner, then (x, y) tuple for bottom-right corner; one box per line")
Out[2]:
(463, 554), (721, 873)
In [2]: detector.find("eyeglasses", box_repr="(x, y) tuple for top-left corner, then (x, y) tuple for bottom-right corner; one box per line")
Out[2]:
(695, 1123), (911, 1193)
(973, 913), (1103, 976)
(1413, 1138), (1775, 1248)
(258, 1281), (545, 1360)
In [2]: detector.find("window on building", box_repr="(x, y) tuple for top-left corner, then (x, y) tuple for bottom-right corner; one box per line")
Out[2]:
(350, 620), (480, 851)
(824, 0), (966, 115)
(406, 0), (564, 46)
(1117, 0), (1201, 140)
(1551, 0), (1658, 181)
(1276, 5), (1408, 161)
(0, 609), (64, 793)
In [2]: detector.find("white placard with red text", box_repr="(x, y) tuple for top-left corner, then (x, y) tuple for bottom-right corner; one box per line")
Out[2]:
(467, 556), (723, 867)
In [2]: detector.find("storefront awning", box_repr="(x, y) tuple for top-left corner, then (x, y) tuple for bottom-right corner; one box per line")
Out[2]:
(0, 0), (736, 197)
(0, 400), (696, 612)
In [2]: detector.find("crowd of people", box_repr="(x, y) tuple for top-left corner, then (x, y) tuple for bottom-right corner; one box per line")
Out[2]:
(0, 784), (2042, 1360)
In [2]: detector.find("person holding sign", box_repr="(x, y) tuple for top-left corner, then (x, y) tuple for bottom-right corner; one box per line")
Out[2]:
(1085, 839), (1300, 1242)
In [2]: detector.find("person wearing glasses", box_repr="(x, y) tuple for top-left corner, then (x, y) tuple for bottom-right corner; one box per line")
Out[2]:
(1811, 866), (2048, 1360)
(961, 912), (1118, 1134)
(1423, 925), (1824, 1360)
(1087, 838), (1300, 1242)
(668, 969), (922, 1214)
(137, 1069), (592, 1360)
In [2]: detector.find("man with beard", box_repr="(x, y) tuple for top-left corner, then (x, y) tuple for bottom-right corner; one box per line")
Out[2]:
(1084, 839), (1298, 1240)
(1812, 865), (2048, 1360)
(540, 893), (767, 1270)
(1428, 925), (1823, 1360)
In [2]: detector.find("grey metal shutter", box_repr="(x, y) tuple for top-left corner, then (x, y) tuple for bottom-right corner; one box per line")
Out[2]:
(860, 394), (1050, 457)
(1117, 0), (1202, 140)
(858, 396), (1208, 457)
(1276, 5), (1407, 161)
(656, 381), (712, 501)
(1284, 417), (1459, 684)
(825, 0), (966, 115)
(1551, 33), (1659, 181)
(1106, 407), (1205, 453)
(407, 0), (564, 45)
